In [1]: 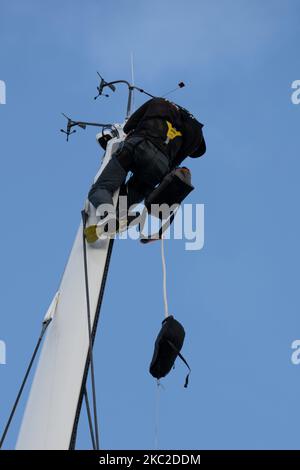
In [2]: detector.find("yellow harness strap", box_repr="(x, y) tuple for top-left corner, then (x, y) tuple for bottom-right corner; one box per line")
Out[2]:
(165, 121), (182, 144)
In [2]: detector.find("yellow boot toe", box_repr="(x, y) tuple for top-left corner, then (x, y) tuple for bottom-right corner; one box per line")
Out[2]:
(84, 225), (98, 244)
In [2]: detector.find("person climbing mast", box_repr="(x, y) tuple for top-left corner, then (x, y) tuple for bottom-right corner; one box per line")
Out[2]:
(85, 97), (206, 243)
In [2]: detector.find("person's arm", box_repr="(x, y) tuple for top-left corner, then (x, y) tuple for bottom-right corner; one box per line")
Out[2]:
(172, 134), (206, 167)
(189, 136), (206, 158)
(123, 99), (152, 134)
(181, 115), (206, 158)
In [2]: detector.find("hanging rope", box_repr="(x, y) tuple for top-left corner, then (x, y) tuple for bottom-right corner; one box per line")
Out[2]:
(153, 236), (170, 450)
(154, 381), (161, 450)
(81, 211), (100, 450)
(0, 319), (51, 449)
(161, 235), (169, 319)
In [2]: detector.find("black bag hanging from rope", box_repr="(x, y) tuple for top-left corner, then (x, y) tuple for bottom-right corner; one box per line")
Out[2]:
(149, 315), (191, 387)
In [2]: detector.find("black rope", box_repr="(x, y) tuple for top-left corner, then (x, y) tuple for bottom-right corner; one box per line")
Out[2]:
(81, 211), (100, 450)
(69, 236), (114, 450)
(0, 319), (51, 449)
(83, 387), (96, 450)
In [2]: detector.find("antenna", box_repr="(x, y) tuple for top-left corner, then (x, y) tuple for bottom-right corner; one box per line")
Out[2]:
(130, 52), (135, 113)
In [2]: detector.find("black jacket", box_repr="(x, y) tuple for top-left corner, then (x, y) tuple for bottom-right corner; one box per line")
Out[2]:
(123, 98), (206, 168)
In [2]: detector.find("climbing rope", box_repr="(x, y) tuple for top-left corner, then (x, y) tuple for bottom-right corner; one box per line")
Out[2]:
(161, 235), (169, 319)
(153, 235), (170, 450)
(0, 319), (52, 449)
(154, 381), (160, 450)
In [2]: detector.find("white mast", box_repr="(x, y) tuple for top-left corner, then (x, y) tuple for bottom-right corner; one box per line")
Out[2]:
(16, 129), (125, 450)
(15, 74), (140, 450)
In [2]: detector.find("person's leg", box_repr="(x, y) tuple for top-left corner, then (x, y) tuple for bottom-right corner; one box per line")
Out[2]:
(125, 175), (155, 208)
(88, 138), (139, 210)
(88, 156), (127, 210)
(85, 137), (169, 242)
(85, 140), (137, 243)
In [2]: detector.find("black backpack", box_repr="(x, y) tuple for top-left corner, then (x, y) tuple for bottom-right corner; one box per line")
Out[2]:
(149, 315), (191, 387)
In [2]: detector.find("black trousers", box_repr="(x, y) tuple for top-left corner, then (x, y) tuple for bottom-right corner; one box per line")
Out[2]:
(88, 136), (170, 210)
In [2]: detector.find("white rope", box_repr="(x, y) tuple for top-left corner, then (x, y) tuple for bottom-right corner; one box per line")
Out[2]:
(154, 237), (169, 449)
(154, 381), (160, 450)
(161, 234), (169, 319)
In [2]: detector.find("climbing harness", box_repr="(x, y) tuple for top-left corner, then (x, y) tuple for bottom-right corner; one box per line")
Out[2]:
(164, 121), (182, 145)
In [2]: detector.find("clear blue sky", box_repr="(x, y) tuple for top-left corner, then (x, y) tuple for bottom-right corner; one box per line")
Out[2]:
(1, 0), (300, 450)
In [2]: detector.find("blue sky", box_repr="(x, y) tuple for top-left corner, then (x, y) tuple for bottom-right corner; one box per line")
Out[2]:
(1, 0), (300, 450)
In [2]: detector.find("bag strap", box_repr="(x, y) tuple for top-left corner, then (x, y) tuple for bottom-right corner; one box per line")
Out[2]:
(167, 340), (191, 388)
(139, 207), (178, 244)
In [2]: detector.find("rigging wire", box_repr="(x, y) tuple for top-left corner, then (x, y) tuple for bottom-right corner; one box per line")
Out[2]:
(83, 387), (96, 450)
(130, 52), (135, 113)
(81, 211), (100, 450)
(0, 319), (51, 449)
(69, 237), (115, 450)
